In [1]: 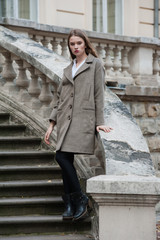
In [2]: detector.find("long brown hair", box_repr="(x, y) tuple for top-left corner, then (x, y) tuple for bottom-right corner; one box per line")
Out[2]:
(67, 29), (98, 59)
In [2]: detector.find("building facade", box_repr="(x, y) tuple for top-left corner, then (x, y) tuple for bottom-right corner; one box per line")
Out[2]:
(0, 0), (160, 38)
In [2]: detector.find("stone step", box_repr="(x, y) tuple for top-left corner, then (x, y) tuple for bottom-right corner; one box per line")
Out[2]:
(0, 151), (55, 166)
(0, 113), (10, 124)
(0, 165), (61, 181)
(0, 179), (63, 197)
(0, 137), (41, 151)
(0, 234), (94, 240)
(0, 196), (63, 216)
(0, 215), (91, 235)
(0, 124), (26, 136)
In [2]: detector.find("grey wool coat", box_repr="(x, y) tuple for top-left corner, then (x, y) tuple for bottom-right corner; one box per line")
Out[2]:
(49, 53), (105, 154)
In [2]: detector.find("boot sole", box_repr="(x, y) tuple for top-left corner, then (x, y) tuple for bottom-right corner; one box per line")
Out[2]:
(63, 216), (73, 221)
(72, 206), (88, 221)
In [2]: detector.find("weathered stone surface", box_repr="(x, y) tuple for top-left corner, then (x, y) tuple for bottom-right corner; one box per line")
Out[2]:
(147, 103), (160, 117)
(151, 153), (160, 171)
(87, 175), (160, 195)
(99, 88), (154, 176)
(131, 102), (146, 117)
(157, 120), (160, 134)
(0, 26), (69, 83)
(147, 137), (160, 152)
(87, 175), (160, 240)
(126, 85), (160, 96)
(1, 17), (160, 46)
(139, 119), (157, 135)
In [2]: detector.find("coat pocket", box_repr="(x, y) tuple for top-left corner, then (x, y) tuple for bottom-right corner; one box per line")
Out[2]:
(84, 84), (91, 101)
(82, 109), (95, 134)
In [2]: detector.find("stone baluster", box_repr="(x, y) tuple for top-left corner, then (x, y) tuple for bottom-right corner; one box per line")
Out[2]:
(36, 70), (53, 117)
(121, 46), (134, 85)
(51, 38), (59, 54)
(0, 52), (4, 86)
(60, 38), (68, 59)
(113, 45), (122, 77)
(0, 50), (17, 94)
(153, 50), (160, 75)
(41, 37), (52, 49)
(0, 52), (4, 65)
(49, 80), (58, 109)
(13, 56), (31, 102)
(31, 35), (43, 45)
(27, 65), (41, 110)
(104, 44), (115, 85)
(96, 43), (104, 64)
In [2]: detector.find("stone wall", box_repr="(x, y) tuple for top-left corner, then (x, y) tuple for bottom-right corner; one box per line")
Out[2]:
(122, 99), (160, 174)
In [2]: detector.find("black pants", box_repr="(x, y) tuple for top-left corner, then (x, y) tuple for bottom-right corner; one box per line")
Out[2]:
(56, 151), (81, 194)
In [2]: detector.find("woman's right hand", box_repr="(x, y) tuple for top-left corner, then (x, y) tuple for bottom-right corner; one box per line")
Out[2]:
(44, 121), (55, 145)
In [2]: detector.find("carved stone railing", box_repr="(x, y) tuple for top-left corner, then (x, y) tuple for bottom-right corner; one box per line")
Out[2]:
(1, 17), (160, 90)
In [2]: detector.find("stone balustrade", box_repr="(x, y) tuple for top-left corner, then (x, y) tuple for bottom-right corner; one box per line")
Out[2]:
(1, 17), (160, 89)
(0, 48), (52, 118)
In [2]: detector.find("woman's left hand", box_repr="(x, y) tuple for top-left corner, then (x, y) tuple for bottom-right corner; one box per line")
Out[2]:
(96, 125), (113, 133)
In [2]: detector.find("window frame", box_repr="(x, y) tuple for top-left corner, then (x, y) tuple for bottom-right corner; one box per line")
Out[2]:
(93, 0), (123, 35)
(0, 0), (38, 21)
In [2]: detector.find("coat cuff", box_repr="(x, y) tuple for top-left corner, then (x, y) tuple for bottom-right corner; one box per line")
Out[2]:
(49, 108), (57, 124)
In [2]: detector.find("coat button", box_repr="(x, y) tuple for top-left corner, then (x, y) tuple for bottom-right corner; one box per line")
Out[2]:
(70, 93), (73, 97)
(69, 105), (72, 109)
(68, 116), (71, 120)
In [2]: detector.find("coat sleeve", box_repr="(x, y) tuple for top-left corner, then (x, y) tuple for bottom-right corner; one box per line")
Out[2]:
(94, 59), (105, 126)
(49, 80), (63, 124)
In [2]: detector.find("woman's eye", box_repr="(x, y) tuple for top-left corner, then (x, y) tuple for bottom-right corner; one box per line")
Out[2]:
(70, 43), (74, 46)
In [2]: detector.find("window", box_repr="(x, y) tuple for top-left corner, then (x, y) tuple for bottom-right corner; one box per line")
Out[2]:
(93, 0), (123, 35)
(0, 0), (38, 22)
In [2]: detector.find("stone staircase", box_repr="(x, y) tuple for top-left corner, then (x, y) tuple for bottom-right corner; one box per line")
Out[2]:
(0, 112), (93, 239)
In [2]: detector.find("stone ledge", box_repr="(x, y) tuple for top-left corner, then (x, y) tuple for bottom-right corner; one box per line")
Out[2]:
(126, 85), (160, 96)
(87, 175), (160, 196)
(1, 17), (160, 46)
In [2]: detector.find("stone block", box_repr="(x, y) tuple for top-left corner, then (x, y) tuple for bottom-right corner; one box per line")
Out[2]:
(139, 119), (157, 135)
(87, 175), (160, 240)
(147, 104), (160, 117)
(156, 120), (160, 134)
(147, 137), (160, 152)
(129, 47), (153, 75)
(150, 152), (160, 170)
(131, 102), (146, 117)
(122, 101), (131, 113)
(126, 85), (160, 95)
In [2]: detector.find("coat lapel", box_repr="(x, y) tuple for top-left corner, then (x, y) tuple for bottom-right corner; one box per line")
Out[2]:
(63, 54), (95, 83)
(63, 62), (74, 84)
(73, 54), (94, 79)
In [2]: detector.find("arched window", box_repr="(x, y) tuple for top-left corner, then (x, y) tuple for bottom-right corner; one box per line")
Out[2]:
(0, 0), (38, 22)
(93, 0), (123, 34)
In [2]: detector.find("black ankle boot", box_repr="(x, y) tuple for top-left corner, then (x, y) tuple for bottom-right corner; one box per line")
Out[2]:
(71, 191), (89, 221)
(62, 194), (74, 220)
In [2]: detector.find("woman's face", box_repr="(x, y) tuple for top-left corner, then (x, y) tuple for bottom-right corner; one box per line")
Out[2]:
(69, 36), (87, 58)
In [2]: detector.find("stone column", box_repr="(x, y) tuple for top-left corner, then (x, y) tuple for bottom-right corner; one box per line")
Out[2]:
(60, 38), (68, 59)
(0, 50), (17, 94)
(27, 65), (41, 110)
(87, 175), (160, 240)
(13, 57), (31, 102)
(96, 43), (104, 64)
(37, 71), (53, 117)
(128, 46), (156, 86)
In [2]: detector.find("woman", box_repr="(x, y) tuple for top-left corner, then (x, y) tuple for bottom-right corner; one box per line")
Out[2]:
(44, 29), (112, 221)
